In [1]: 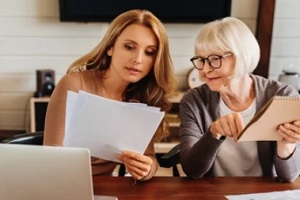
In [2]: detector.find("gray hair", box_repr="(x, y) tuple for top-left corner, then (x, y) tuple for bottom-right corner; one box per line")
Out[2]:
(194, 17), (260, 78)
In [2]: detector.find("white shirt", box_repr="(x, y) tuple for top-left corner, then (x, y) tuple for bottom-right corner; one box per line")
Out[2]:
(213, 98), (263, 176)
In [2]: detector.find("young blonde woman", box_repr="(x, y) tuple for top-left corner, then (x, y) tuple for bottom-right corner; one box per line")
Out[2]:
(44, 9), (177, 181)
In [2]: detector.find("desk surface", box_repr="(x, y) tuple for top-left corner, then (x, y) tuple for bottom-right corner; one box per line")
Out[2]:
(93, 176), (300, 200)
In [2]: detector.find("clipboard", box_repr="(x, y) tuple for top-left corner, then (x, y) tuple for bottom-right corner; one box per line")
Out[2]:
(237, 96), (300, 142)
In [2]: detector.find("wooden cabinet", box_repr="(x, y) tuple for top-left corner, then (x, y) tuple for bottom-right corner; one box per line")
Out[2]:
(30, 97), (50, 132)
(166, 92), (183, 128)
(156, 92), (184, 152)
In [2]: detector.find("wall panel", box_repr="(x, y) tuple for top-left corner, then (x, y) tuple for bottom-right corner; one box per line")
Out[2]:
(0, 0), (260, 130)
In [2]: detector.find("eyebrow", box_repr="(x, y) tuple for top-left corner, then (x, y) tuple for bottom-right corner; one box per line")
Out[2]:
(124, 39), (157, 49)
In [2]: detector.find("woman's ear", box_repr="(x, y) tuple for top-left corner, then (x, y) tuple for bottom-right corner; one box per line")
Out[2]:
(107, 47), (113, 56)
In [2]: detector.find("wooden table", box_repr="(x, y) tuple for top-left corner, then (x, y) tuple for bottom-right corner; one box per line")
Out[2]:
(93, 176), (300, 200)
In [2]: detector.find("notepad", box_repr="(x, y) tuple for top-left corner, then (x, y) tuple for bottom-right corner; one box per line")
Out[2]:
(237, 96), (300, 142)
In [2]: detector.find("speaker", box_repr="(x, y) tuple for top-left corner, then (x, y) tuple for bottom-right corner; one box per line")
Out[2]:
(35, 69), (55, 97)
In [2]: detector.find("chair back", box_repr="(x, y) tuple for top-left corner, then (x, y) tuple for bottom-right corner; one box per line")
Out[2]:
(2, 131), (44, 145)
(157, 144), (181, 176)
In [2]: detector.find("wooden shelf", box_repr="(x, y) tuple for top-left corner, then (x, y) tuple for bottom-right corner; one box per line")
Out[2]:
(169, 122), (180, 127)
(169, 92), (184, 103)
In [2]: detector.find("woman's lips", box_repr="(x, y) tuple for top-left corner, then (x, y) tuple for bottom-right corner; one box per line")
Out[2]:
(207, 77), (219, 82)
(125, 67), (141, 74)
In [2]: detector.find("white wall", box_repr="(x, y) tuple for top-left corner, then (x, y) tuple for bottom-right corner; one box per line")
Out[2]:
(0, 0), (260, 130)
(269, 0), (300, 80)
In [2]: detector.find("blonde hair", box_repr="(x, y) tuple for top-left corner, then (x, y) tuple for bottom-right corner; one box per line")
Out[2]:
(194, 17), (260, 78)
(67, 9), (177, 141)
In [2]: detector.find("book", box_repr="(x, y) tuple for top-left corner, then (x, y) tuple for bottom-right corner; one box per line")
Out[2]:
(237, 96), (300, 142)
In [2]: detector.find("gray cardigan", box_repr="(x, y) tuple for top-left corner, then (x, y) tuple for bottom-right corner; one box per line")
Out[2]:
(178, 74), (300, 182)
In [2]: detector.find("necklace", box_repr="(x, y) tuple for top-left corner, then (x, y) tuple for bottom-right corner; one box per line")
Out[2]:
(101, 83), (112, 99)
(101, 83), (123, 101)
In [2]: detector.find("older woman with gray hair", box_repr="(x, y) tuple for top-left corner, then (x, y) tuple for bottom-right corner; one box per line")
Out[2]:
(179, 17), (300, 182)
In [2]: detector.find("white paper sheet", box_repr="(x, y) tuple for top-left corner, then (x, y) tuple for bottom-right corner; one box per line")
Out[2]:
(225, 189), (300, 200)
(64, 90), (164, 162)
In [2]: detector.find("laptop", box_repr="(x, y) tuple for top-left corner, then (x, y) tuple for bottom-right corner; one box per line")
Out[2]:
(0, 144), (117, 200)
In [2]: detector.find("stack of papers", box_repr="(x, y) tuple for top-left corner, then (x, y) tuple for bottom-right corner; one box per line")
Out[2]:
(225, 189), (300, 200)
(64, 90), (164, 162)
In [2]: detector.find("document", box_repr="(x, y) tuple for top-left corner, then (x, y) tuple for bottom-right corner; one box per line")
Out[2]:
(237, 96), (300, 142)
(64, 90), (164, 162)
(225, 189), (300, 200)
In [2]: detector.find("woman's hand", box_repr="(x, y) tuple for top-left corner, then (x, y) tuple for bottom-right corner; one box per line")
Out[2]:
(276, 120), (300, 158)
(116, 150), (153, 180)
(210, 112), (244, 141)
(278, 120), (300, 143)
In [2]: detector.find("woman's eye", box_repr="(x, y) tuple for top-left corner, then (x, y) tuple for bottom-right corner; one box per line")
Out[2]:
(145, 50), (157, 56)
(124, 44), (134, 50)
(210, 56), (220, 62)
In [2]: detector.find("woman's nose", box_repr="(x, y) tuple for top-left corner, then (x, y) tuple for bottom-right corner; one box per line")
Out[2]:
(201, 60), (212, 72)
(132, 51), (143, 64)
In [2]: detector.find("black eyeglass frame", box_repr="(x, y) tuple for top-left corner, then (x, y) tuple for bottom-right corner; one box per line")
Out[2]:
(190, 52), (233, 70)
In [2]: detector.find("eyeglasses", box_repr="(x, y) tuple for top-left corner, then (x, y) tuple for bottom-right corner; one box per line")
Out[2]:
(190, 52), (233, 70)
